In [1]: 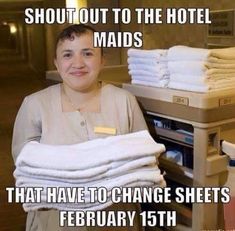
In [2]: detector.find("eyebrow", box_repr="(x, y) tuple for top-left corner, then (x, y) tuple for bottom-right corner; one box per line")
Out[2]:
(61, 48), (95, 53)
(61, 49), (72, 53)
(82, 48), (95, 52)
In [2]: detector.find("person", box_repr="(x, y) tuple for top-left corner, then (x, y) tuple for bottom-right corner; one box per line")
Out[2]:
(12, 24), (148, 231)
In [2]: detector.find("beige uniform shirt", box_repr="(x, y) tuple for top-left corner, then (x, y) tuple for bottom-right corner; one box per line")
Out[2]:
(12, 83), (147, 231)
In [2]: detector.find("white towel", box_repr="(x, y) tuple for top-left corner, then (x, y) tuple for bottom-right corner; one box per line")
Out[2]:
(128, 48), (168, 59)
(170, 73), (206, 85)
(16, 130), (165, 171)
(168, 45), (209, 61)
(24, 182), (166, 212)
(21, 168), (165, 211)
(168, 45), (235, 61)
(132, 79), (169, 88)
(15, 131), (166, 211)
(129, 63), (168, 72)
(129, 69), (169, 78)
(131, 75), (169, 83)
(128, 57), (167, 65)
(168, 81), (209, 92)
(168, 61), (207, 75)
(170, 73), (235, 85)
(15, 156), (157, 183)
(24, 183), (166, 212)
(171, 72), (235, 81)
(168, 80), (235, 92)
(17, 167), (162, 190)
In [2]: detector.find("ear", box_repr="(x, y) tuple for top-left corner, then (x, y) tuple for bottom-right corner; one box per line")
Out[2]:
(54, 58), (58, 70)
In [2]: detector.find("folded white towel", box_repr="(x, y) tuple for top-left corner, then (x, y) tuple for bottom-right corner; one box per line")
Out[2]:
(168, 80), (235, 92)
(24, 182), (166, 212)
(26, 182), (161, 211)
(129, 69), (170, 78)
(168, 45), (209, 61)
(15, 156), (157, 183)
(168, 61), (207, 75)
(21, 168), (165, 211)
(168, 45), (235, 61)
(17, 167), (162, 190)
(168, 81), (209, 92)
(170, 73), (235, 85)
(129, 63), (168, 72)
(128, 57), (167, 65)
(15, 131), (166, 211)
(128, 48), (168, 59)
(132, 79), (169, 88)
(131, 75), (169, 83)
(170, 73), (205, 85)
(16, 130), (165, 171)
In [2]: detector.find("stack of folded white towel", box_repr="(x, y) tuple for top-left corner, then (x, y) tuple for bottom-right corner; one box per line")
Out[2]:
(168, 45), (235, 92)
(14, 130), (166, 212)
(127, 48), (169, 88)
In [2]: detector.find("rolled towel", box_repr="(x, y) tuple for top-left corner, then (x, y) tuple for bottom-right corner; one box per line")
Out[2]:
(128, 48), (168, 59)
(168, 45), (209, 61)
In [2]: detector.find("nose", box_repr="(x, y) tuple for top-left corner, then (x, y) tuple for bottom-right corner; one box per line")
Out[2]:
(72, 54), (85, 69)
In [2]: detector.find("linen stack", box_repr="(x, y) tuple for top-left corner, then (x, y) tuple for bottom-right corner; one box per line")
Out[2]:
(127, 48), (169, 88)
(14, 130), (166, 212)
(168, 45), (235, 93)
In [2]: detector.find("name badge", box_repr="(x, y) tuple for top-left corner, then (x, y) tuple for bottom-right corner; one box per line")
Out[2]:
(94, 126), (117, 135)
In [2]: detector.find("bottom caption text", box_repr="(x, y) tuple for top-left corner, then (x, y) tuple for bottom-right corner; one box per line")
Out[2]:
(59, 210), (176, 227)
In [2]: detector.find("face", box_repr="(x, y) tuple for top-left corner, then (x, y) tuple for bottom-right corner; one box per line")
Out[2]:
(54, 32), (104, 92)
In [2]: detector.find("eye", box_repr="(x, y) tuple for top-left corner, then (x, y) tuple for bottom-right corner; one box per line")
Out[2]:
(83, 51), (94, 57)
(63, 53), (72, 58)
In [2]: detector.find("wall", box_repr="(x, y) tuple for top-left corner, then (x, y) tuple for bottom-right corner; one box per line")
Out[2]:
(43, 0), (66, 70)
(0, 0), (46, 78)
(118, 0), (235, 64)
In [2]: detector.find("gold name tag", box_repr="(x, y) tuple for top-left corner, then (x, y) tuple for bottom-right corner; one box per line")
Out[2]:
(94, 126), (117, 135)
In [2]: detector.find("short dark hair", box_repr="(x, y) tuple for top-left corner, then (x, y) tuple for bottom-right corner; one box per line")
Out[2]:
(55, 24), (103, 57)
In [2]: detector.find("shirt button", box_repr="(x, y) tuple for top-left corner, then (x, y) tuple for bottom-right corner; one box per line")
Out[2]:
(80, 121), (85, 126)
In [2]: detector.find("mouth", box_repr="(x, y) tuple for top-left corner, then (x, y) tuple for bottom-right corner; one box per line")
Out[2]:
(69, 71), (88, 77)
